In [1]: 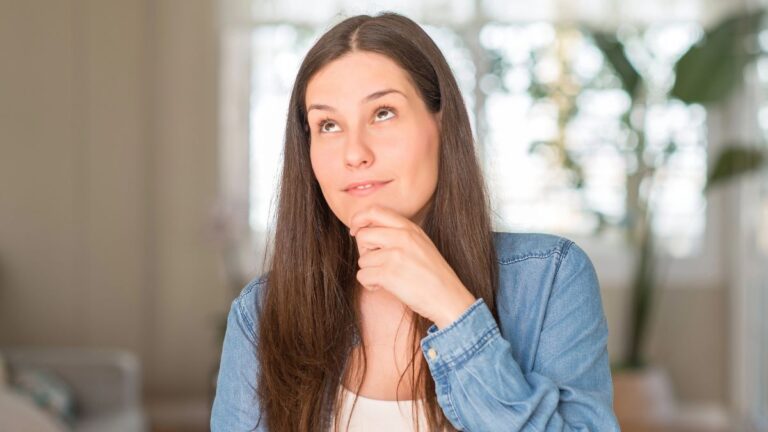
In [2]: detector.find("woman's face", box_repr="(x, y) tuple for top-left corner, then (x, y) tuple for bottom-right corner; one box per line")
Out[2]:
(305, 51), (441, 228)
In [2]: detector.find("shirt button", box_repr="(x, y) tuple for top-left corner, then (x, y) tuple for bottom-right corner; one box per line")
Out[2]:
(427, 348), (438, 360)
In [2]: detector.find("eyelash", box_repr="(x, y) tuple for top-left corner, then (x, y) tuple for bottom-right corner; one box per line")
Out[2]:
(316, 105), (397, 133)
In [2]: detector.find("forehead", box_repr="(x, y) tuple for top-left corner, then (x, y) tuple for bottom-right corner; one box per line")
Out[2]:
(305, 51), (416, 109)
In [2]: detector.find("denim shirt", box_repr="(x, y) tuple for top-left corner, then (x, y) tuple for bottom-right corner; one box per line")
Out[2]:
(211, 232), (620, 431)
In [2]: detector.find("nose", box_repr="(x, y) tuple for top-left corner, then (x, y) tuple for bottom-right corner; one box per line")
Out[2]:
(344, 126), (374, 169)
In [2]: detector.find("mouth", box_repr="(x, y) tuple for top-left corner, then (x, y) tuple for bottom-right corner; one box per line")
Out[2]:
(344, 180), (393, 197)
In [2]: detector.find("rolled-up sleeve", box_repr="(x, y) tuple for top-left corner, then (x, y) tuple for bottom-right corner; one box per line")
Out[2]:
(420, 242), (619, 431)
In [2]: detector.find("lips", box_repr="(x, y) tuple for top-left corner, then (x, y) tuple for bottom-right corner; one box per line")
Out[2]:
(343, 179), (392, 196)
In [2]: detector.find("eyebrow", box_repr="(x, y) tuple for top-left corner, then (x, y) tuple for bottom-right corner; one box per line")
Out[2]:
(306, 88), (407, 114)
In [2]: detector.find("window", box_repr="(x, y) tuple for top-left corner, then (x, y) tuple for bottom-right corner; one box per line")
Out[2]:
(227, 1), (719, 259)
(478, 21), (707, 258)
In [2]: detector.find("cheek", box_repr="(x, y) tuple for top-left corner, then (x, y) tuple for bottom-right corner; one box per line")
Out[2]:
(310, 145), (334, 187)
(414, 143), (439, 195)
(310, 145), (347, 212)
(396, 126), (439, 182)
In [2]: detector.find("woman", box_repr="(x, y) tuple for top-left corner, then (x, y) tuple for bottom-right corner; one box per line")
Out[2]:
(211, 11), (619, 432)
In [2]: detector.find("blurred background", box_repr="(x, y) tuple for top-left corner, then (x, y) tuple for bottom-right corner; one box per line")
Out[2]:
(1, 0), (767, 431)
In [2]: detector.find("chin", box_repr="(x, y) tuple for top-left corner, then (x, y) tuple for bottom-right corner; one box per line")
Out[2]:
(330, 191), (427, 227)
(337, 202), (406, 228)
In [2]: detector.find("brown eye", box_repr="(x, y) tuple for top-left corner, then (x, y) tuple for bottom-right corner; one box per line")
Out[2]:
(374, 106), (396, 122)
(318, 119), (340, 133)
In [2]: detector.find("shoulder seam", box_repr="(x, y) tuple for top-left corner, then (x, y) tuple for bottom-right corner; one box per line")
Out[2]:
(233, 277), (267, 340)
(234, 295), (255, 335)
(496, 236), (573, 266)
(497, 250), (559, 265)
(552, 238), (575, 282)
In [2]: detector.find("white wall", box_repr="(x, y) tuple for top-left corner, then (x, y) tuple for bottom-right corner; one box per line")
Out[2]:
(0, 0), (225, 402)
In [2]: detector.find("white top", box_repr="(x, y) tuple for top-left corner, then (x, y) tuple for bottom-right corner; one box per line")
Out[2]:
(329, 385), (436, 432)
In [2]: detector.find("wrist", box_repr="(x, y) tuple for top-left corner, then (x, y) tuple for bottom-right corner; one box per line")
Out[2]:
(433, 291), (476, 330)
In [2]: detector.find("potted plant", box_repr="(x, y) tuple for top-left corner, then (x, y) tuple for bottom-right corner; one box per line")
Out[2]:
(494, 8), (765, 427)
(592, 9), (766, 428)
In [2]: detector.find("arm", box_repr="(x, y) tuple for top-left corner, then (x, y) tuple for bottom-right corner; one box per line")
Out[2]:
(420, 242), (619, 431)
(210, 286), (264, 432)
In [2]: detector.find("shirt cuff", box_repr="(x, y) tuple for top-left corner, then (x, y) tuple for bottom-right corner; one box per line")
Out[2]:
(419, 298), (500, 375)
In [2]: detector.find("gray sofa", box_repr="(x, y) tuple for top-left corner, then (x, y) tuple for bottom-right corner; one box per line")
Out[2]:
(0, 347), (148, 432)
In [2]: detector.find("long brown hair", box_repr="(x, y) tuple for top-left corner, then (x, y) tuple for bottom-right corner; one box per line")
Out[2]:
(257, 11), (499, 431)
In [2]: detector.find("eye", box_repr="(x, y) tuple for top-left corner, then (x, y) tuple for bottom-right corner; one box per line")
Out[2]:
(315, 105), (396, 134)
(374, 105), (396, 122)
(317, 118), (340, 134)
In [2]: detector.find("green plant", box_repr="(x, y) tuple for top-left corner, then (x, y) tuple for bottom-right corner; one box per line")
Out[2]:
(594, 9), (766, 370)
(494, 10), (766, 371)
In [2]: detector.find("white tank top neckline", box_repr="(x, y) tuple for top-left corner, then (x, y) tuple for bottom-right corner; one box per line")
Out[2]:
(329, 385), (434, 431)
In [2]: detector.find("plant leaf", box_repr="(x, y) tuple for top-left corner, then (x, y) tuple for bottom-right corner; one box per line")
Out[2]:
(672, 10), (764, 104)
(706, 146), (766, 191)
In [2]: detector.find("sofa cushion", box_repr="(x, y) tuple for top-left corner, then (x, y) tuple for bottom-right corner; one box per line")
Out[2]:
(0, 387), (68, 432)
(73, 408), (148, 432)
(10, 364), (78, 427)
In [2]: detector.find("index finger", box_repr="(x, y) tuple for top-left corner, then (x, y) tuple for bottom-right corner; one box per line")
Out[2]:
(349, 205), (413, 236)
